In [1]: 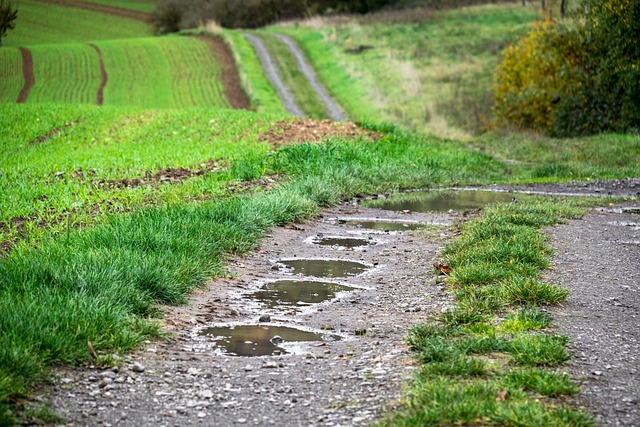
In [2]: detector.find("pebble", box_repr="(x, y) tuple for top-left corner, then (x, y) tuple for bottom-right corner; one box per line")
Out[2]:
(130, 363), (145, 373)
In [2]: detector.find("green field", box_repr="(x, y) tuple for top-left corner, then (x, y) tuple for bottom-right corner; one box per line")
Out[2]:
(4, 0), (152, 47)
(0, 36), (239, 108)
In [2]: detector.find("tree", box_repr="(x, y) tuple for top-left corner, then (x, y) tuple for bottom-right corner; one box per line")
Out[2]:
(0, 0), (18, 47)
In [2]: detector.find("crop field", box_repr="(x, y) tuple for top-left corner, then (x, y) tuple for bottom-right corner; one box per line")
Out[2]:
(3, 0), (152, 47)
(0, 48), (23, 103)
(0, 103), (281, 253)
(0, 37), (241, 108)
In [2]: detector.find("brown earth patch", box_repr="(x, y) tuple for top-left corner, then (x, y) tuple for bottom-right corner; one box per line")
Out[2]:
(29, 119), (84, 146)
(36, 0), (150, 21)
(17, 47), (34, 103)
(88, 44), (108, 105)
(195, 36), (251, 110)
(259, 118), (383, 148)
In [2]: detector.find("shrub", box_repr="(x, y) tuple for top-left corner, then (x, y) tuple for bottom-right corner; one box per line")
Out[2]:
(493, 0), (640, 136)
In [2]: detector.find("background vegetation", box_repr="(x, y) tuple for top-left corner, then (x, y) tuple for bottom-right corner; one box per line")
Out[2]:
(493, 0), (640, 136)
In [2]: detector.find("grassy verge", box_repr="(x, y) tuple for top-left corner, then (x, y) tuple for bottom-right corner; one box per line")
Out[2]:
(379, 196), (608, 426)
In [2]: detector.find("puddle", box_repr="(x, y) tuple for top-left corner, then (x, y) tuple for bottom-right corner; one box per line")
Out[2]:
(361, 190), (514, 213)
(311, 236), (373, 249)
(344, 220), (425, 232)
(278, 259), (371, 278)
(250, 280), (356, 308)
(199, 324), (340, 356)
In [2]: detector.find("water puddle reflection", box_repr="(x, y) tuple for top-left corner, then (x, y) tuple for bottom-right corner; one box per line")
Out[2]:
(249, 280), (356, 309)
(278, 259), (370, 278)
(362, 190), (513, 213)
(199, 324), (340, 357)
(344, 220), (425, 231)
(311, 236), (372, 249)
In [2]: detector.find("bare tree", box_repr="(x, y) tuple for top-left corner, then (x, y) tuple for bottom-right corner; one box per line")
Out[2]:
(0, 0), (18, 47)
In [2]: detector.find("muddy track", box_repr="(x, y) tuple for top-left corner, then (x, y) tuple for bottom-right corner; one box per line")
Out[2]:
(196, 36), (251, 110)
(88, 44), (108, 106)
(37, 0), (150, 21)
(244, 33), (305, 117)
(274, 34), (346, 122)
(17, 47), (34, 103)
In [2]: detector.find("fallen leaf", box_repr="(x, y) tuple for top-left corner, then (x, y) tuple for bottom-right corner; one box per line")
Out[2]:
(433, 262), (452, 275)
(87, 341), (97, 360)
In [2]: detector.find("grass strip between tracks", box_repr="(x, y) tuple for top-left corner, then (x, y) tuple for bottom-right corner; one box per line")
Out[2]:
(378, 196), (607, 426)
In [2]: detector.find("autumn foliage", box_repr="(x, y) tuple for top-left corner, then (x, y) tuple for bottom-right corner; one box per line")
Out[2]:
(493, 0), (640, 136)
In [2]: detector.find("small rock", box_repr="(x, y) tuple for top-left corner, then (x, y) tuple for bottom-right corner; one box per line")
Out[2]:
(197, 412), (207, 418)
(131, 362), (145, 373)
(259, 314), (271, 323)
(237, 419), (247, 424)
(271, 336), (284, 344)
(98, 378), (113, 389)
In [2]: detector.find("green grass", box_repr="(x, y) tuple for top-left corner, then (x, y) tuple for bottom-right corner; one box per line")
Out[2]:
(253, 31), (328, 119)
(0, 48), (23, 103)
(27, 43), (102, 104)
(380, 196), (606, 426)
(0, 103), (278, 251)
(223, 30), (287, 114)
(97, 36), (231, 108)
(4, 0), (152, 47)
(472, 132), (640, 180)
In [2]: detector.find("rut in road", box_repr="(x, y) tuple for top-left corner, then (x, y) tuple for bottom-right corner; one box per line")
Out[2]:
(244, 33), (305, 117)
(245, 32), (346, 121)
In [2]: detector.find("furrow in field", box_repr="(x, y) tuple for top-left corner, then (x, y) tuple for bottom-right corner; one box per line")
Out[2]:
(196, 36), (251, 110)
(17, 48), (35, 103)
(274, 33), (346, 122)
(244, 33), (304, 117)
(88, 43), (108, 105)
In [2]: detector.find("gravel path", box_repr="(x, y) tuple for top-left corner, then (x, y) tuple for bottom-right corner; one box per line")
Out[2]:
(244, 33), (305, 117)
(548, 204), (640, 426)
(45, 205), (455, 426)
(42, 182), (640, 426)
(274, 34), (347, 122)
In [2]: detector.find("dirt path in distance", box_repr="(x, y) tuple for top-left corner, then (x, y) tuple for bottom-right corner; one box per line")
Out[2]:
(17, 47), (34, 103)
(244, 33), (305, 117)
(274, 34), (346, 122)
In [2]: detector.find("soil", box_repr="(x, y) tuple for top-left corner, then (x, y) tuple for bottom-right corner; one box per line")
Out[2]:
(259, 119), (381, 148)
(39, 180), (640, 427)
(197, 37), (251, 110)
(88, 44), (107, 106)
(17, 47), (34, 103)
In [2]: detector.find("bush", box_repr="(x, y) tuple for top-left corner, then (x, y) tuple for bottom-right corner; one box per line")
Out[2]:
(493, 0), (640, 136)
